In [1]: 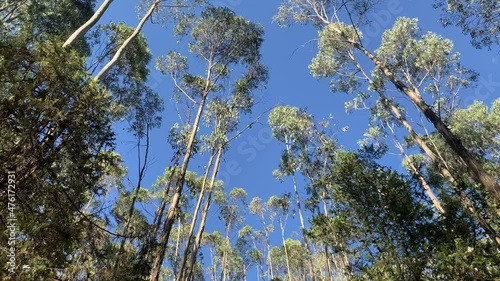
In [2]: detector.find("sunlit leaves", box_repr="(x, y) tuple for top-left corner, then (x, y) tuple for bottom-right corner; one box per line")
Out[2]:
(434, 0), (500, 48)
(269, 106), (314, 147)
(310, 23), (359, 80)
(155, 51), (188, 77)
(189, 7), (264, 65)
(375, 17), (477, 118)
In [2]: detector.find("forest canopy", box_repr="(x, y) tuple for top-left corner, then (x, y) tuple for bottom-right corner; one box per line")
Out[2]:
(1, 0), (499, 280)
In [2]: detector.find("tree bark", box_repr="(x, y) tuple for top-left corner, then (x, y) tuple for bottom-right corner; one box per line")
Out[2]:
(184, 149), (223, 281)
(381, 97), (500, 246)
(386, 122), (446, 214)
(63, 0), (114, 48)
(279, 218), (293, 281)
(94, 0), (161, 81)
(349, 39), (500, 204)
(176, 151), (216, 281)
(343, 38), (499, 246)
(149, 94), (208, 281)
(283, 135), (316, 280)
(149, 52), (215, 281)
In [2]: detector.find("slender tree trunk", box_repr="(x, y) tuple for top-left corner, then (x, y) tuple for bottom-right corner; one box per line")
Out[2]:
(149, 52), (215, 280)
(283, 137), (316, 281)
(184, 149), (224, 281)
(221, 215), (234, 281)
(254, 206), (273, 280)
(149, 95), (209, 281)
(174, 217), (182, 276)
(176, 151), (216, 281)
(141, 157), (180, 264)
(386, 122), (446, 214)
(382, 97), (500, 246)
(279, 217), (293, 281)
(94, 0), (162, 81)
(401, 143), (446, 214)
(63, 0), (114, 48)
(323, 247), (333, 281)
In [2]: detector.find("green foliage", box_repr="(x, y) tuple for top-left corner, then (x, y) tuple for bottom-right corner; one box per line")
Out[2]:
(310, 23), (360, 87)
(3, 1), (499, 280)
(0, 33), (118, 279)
(308, 149), (500, 280)
(269, 106), (314, 147)
(1, 0), (96, 55)
(374, 17), (477, 118)
(89, 22), (154, 117)
(190, 7), (264, 65)
(434, 0), (500, 48)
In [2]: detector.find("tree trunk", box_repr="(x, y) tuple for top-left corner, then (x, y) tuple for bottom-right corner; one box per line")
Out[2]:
(348, 38), (500, 204)
(284, 136), (316, 281)
(381, 97), (500, 246)
(149, 94), (209, 281)
(386, 122), (446, 214)
(184, 149), (223, 281)
(279, 217), (293, 281)
(94, 0), (161, 81)
(221, 216), (233, 281)
(149, 52), (215, 280)
(176, 151), (216, 281)
(344, 45), (500, 246)
(63, 0), (114, 48)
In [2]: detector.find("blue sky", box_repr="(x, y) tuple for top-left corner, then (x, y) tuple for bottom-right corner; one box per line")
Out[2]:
(96, 0), (499, 272)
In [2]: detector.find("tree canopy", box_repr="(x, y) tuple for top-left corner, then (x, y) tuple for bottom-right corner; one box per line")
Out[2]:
(1, 1), (499, 280)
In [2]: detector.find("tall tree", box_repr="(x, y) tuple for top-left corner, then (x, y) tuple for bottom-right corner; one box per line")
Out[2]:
(269, 105), (317, 280)
(275, 0), (500, 208)
(0, 34), (118, 279)
(149, 7), (267, 280)
(434, 0), (500, 49)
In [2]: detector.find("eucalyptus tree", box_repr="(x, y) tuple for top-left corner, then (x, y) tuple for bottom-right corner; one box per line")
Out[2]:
(434, 0), (500, 49)
(150, 7), (267, 280)
(194, 188), (248, 281)
(250, 197), (276, 280)
(145, 168), (202, 275)
(179, 65), (268, 281)
(267, 195), (295, 281)
(269, 106), (317, 280)
(269, 106), (314, 235)
(283, 239), (311, 281)
(217, 188), (248, 281)
(275, 0), (500, 205)
(61, 0), (206, 81)
(62, 0), (115, 48)
(406, 100), (500, 239)
(235, 225), (266, 281)
(312, 146), (500, 279)
(367, 94), (499, 244)
(203, 231), (225, 281)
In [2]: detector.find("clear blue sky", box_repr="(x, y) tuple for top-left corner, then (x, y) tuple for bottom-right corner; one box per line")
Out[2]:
(97, 0), (499, 272)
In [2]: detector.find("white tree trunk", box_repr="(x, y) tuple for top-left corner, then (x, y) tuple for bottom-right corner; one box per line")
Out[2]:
(94, 0), (161, 81)
(63, 0), (114, 48)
